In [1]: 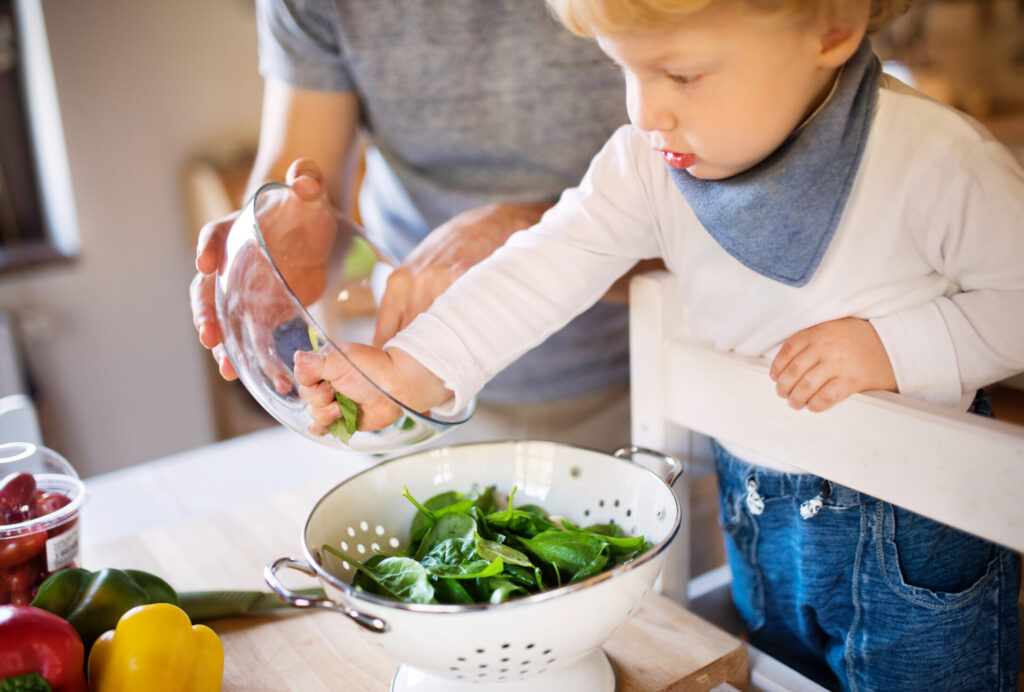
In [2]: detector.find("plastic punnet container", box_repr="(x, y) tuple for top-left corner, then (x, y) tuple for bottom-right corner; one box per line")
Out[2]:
(0, 442), (86, 604)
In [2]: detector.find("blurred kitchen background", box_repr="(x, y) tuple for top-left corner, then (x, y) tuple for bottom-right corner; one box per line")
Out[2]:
(0, 0), (1023, 482)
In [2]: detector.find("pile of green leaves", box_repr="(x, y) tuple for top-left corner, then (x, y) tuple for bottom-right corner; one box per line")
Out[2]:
(323, 485), (652, 605)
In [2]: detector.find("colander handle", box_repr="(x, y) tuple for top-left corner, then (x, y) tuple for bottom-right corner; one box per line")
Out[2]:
(613, 446), (684, 485)
(264, 557), (389, 634)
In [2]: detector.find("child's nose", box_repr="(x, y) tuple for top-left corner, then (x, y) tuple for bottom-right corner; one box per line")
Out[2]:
(629, 82), (676, 133)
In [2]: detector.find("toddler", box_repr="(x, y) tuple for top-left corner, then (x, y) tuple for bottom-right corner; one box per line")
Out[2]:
(294, 0), (1024, 688)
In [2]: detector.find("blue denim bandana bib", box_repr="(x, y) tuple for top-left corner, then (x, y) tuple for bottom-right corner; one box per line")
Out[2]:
(668, 39), (881, 287)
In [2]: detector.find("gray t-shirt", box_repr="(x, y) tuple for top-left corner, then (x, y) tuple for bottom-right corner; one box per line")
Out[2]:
(256, 0), (630, 404)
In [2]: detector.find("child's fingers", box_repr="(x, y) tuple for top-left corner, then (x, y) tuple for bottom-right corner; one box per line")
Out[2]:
(784, 362), (832, 410)
(770, 336), (804, 381)
(298, 380), (338, 408)
(773, 345), (816, 398)
(294, 347), (403, 430)
(309, 399), (343, 427)
(806, 378), (849, 413)
(293, 350), (330, 387)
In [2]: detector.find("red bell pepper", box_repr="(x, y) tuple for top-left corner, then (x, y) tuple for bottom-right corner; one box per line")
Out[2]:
(0, 604), (87, 692)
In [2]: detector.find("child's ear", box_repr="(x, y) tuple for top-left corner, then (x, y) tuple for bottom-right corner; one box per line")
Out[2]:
(815, 8), (869, 68)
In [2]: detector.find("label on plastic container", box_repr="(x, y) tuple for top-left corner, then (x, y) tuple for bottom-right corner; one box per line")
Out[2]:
(46, 524), (80, 572)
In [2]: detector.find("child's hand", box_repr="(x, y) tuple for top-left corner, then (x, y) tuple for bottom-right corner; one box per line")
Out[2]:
(770, 317), (897, 412)
(293, 345), (451, 433)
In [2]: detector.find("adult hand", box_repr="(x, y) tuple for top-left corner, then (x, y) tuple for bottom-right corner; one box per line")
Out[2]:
(189, 158), (335, 381)
(372, 201), (551, 346)
(770, 317), (897, 412)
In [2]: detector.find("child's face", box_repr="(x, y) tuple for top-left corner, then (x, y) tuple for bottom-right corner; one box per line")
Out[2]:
(597, 4), (838, 180)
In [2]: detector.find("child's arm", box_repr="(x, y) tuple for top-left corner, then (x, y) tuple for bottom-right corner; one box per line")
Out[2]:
(294, 126), (659, 431)
(770, 317), (897, 412)
(774, 136), (1024, 412)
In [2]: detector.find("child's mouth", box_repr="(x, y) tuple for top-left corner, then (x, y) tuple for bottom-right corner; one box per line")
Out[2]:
(660, 151), (697, 169)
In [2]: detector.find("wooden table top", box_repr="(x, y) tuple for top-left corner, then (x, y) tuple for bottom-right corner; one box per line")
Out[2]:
(84, 478), (747, 691)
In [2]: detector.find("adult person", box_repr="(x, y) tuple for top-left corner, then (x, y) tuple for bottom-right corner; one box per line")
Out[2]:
(189, 0), (650, 449)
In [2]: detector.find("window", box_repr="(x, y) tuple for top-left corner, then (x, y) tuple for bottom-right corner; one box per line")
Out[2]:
(0, 0), (78, 273)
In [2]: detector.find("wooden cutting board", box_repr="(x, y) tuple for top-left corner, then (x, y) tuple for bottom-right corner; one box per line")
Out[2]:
(84, 485), (747, 691)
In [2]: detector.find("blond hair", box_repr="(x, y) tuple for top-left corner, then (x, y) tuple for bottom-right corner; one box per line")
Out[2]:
(547, 0), (915, 36)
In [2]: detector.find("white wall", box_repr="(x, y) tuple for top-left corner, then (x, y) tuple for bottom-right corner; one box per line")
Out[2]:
(0, 0), (263, 477)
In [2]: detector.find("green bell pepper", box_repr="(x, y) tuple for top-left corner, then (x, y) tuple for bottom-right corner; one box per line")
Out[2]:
(31, 567), (328, 656)
(30, 568), (178, 654)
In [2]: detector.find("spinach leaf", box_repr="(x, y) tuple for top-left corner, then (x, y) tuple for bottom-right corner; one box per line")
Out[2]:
(486, 509), (559, 537)
(414, 512), (477, 561)
(407, 489), (469, 544)
(341, 484), (650, 605)
(475, 533), (533, 567)
(323, 546), (434, 603)
(481, 577), (529, 604)
(562, 520), (647, 556)
(433, 577), (475, 604)
(517, 530), (610, 582)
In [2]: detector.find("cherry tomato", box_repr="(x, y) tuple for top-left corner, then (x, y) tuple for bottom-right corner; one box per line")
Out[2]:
(3, 556), (42, 592)
(9, 590), (32, 604)
(0, 473), (36, 515)
(0, 528), (47, 569)
(33, 491), (71, 519)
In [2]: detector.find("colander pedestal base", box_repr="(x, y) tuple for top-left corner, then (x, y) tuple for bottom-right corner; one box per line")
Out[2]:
(391, 648), (616, 691)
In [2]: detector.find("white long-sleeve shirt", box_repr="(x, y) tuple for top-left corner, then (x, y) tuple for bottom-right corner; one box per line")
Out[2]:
(388, 76), (1024, 418)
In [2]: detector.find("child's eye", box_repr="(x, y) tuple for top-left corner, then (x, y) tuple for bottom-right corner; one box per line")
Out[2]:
(668, 73), (699, 86)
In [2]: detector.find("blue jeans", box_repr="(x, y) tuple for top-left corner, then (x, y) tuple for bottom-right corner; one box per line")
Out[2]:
(714, 440), (1021, 691)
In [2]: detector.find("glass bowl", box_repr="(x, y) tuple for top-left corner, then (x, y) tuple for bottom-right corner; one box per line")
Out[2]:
(214, 182), (474, 454)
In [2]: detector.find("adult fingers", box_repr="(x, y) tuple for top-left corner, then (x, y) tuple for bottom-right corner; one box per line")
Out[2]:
(286, 158), (325, 202)
(212, 343), (238, 381)
(399, 266), (452, 333)
(373, 269), (413, 347)
(189, 272), (221, 349)
(195, 213), (238, 275)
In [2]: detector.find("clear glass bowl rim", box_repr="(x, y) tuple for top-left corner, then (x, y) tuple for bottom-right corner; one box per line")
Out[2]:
(239, 181), (473, 428)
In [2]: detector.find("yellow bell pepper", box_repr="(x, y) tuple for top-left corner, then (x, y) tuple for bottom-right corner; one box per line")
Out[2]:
(87, 603), (223, 692)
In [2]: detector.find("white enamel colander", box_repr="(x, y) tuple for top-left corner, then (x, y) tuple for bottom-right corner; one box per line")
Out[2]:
(265, 440), (682, 692)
